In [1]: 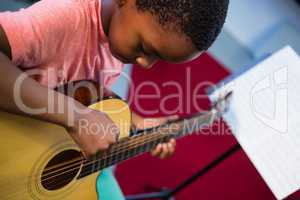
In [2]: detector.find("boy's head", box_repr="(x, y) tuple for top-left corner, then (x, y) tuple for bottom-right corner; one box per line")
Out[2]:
(107, 0), (229, 68)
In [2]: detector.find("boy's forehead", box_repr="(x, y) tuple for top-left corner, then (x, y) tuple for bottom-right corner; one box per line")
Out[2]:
(145, 31), (198, 63)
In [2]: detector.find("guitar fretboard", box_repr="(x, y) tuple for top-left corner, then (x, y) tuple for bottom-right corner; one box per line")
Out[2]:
(77, 110), (215, 179)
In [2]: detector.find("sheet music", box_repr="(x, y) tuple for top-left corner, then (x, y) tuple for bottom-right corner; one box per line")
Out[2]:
(210, 46), (300, 199)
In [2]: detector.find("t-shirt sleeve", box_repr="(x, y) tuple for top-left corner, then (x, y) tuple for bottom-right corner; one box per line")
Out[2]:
(0, 0), (83, 67)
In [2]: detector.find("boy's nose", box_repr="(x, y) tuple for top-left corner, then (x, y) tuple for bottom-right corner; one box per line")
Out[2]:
(136, 56), (157, 69)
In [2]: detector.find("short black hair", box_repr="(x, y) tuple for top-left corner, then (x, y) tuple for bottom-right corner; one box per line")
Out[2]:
(136, 0), (229, 51)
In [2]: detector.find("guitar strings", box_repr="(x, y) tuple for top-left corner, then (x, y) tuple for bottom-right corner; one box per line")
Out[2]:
(40, 133), (165, 183)
(36, 129), (160, 175)
(0, 111), (215, 199)
(42, 120), (185, 179)
(43, 113), (204, 175)
(0, 131), (168, 190)
(0, 133), (164, 195)
(0, 118), (189, 194)
(39, 115), (193, 176)
(49, 135), (170, 180)
(1, 117), (206, 199)
(0, 131), (163, 187)
(42, 121), (182, 174)
(1, 119), (187, 191)
(38, 120), (183, 176)
(43, 132), (167, 182)
(44, 133), (168, 190)
(41, 128), (170, 177)
(1, 116), (202, 198)
(0, 133), (168, 198)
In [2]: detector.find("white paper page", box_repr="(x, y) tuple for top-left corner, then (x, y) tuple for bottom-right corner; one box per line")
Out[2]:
(210, 46), (300, 200)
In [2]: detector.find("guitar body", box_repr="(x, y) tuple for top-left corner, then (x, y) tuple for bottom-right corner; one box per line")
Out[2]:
(0, 98), (131, 200)
(0, 79), (226, 200)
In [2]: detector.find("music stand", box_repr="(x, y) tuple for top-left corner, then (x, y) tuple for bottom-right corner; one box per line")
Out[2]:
(126, 143), (241, 200)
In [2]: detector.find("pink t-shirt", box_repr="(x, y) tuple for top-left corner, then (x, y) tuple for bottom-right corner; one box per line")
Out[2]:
(0, 0), (124, 88)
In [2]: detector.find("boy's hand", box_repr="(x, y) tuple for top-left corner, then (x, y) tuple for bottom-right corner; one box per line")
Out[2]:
(151, 138), (176, 159)
(67, 108), (119, 159)
(133, 114), (178, 159)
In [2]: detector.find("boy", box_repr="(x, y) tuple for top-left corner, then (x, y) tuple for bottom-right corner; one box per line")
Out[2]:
(0, 0), (229, 199)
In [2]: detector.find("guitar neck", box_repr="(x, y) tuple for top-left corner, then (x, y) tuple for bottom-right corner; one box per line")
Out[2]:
(77, 110), (216, 179)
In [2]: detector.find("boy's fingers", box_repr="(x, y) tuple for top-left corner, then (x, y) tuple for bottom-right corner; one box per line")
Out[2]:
(159, 143), (169, 159)
(151, 143), (162, 156)
(151, 139), (176, 158)
(166, 142), (175, 157)
(161, 142), (175, 158)
(170, 139), (176, 147)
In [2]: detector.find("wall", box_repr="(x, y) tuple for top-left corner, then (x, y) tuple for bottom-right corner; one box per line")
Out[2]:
(209, 0), (300, 72)
(225, 0), (300, 48)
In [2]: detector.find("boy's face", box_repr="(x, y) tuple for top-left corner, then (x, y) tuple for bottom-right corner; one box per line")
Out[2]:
(107, 0), (201, 68)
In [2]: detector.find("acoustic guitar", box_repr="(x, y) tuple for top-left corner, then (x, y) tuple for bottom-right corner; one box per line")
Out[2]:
(0, 80), (231, 199)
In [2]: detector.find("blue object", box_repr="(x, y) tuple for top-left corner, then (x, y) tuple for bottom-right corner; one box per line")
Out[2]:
(96, 168), (125, 200)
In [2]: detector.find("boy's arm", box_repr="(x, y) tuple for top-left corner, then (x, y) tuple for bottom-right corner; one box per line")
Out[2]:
(0, 25), (118, 158)
(0, 24), (76, 127)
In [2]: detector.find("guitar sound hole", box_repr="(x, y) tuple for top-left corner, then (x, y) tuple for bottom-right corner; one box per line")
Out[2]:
(41, 150), (83, 191)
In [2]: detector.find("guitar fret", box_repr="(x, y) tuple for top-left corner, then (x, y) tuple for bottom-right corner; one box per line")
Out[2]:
(103, 134), (166, 169)
(107, 136), (162, 167)
(93, 159), (100, 173)
(120, 143), (127, 162)
(78, 110), (217, 179)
